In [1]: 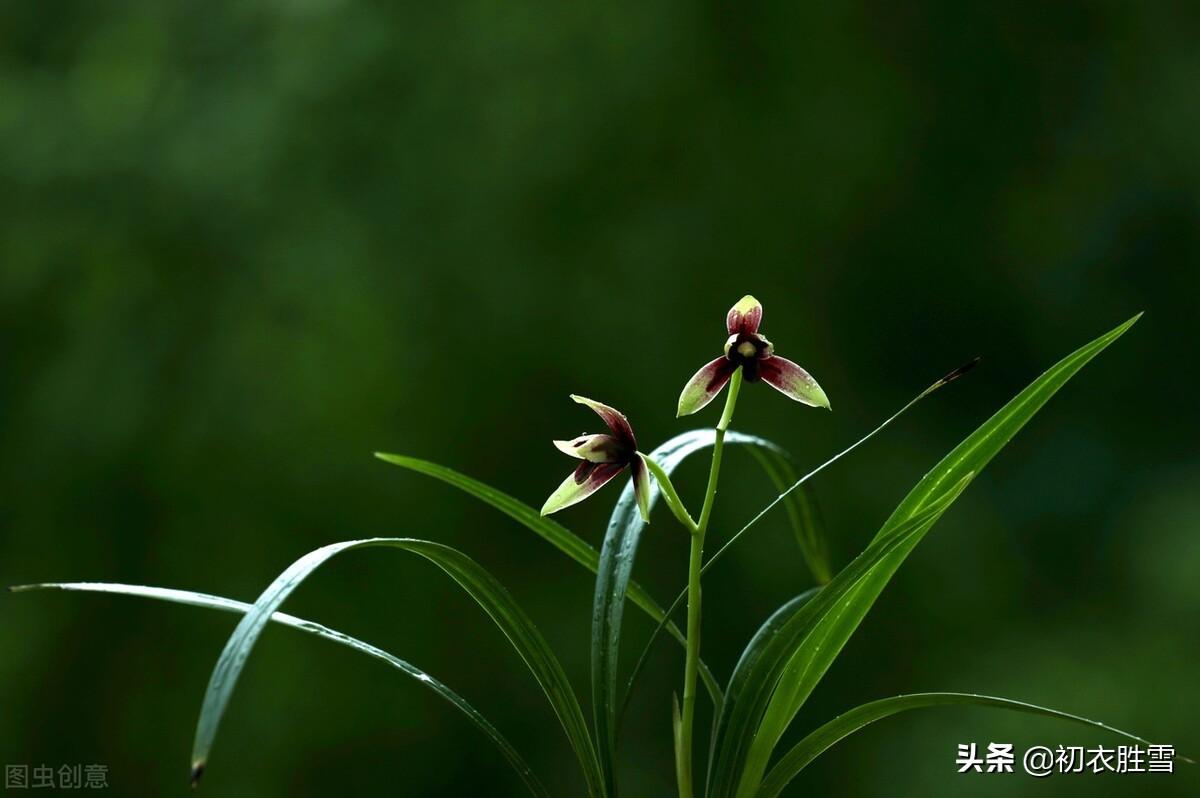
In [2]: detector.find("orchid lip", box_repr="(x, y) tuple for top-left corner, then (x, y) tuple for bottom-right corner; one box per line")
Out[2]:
(723, 332), (774, 363)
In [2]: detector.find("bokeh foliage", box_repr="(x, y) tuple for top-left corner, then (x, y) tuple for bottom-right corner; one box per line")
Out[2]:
(2, 2), (1197, 796)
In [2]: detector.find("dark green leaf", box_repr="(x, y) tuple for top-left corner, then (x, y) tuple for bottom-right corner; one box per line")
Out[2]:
(590, 429), (786, 793)
(617, 375), (967, 738)
(745, 447), (830, 584)
(760, 692), (1154, 797)
(188, 538), (605, 796)
(729, 314), (1140, 797)
(703, 588), (821, 792)
(374, 453), (704, 678)
(10, 581), (548, 797)
(707, 481), (971, 798)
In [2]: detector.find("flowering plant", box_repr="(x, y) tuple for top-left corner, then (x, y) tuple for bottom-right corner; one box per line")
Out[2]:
(14, 301), (1176, 796)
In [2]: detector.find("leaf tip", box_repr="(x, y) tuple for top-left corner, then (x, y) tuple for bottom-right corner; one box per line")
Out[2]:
(941, 356), (981, 385)
(922, 356), (981, 397)
(1115, 311), (1143, 334)
(189, 762), (205, 789)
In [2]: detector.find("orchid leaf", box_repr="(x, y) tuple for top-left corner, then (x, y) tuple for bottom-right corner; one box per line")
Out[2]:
(759, 692), (1155, 797)
(590, 429), (789, 794)
(745, 447), (830, 584)
(9, 581), (548, 797)
(708, 478), (972, 798)
(618, 372), (975, 737)
(718, 313), (1140, 798)
(703, 588), (821, 791)
(374, 454), (714, 690)
(188, 538), (606, 797)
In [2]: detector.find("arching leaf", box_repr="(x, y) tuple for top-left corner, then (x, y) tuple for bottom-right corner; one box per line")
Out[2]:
(10, 581), (548, 797)
(188, 538), (605, 797)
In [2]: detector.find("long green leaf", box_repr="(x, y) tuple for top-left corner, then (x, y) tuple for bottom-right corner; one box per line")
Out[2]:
(731, 314), (1141, 797)
(189, 538), (605, 797)
(374, 454), (601, 575)
(745, 448), (830, 584)
(9, 581), (548, 797)
(373, 453), (701, 669)
(617, 371), (972, 739)
(707, 479), (972, 798)
(703, 588), (821, 791)
(590, 429), (786, 794)
(759, 692), (1155, 797)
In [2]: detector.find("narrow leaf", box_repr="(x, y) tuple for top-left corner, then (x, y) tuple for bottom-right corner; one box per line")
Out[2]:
(759, 692), (1155, 797)
(590, 430), (787, 792)
(732, 314), (1141, 797)
(617, 373), (969, 737)
(374, 453), (706, 679)
(745, 447), (830, 583)
(10, 582), (548, 797)
(707, 480), (972, 798)
(703, 588), (821, 792)
(188, 539), (605, 797)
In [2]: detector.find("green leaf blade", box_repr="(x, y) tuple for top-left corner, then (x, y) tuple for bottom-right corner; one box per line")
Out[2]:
(11, 581), (549, 797)
(759, 692), (1154, 798)
(374, 454), (697, 671)
(703, 587), (821, 792)
(745, 447), (830, 584)
(730, 313), (1141, 797)
(707, 481), (971, 798)
(876, 313), (1141, 543)
(589, 429), (791, 793)
(186, 538), (605, 796)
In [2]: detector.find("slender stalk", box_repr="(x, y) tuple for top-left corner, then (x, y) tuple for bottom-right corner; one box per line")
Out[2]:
(677, 367), (743, 798)
(619, 363), (976, 735)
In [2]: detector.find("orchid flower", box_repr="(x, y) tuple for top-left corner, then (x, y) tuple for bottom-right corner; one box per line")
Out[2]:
(676, 295), (831, 416)
(540, 395), (651, 522)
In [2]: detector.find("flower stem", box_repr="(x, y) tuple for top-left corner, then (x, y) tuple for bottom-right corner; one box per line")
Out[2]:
(677, 366), (743, 798)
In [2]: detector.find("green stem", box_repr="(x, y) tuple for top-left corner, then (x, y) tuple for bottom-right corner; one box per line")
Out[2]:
(677, 367), (743, 798)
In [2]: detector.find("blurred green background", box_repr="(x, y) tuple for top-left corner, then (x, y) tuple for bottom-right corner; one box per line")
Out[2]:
(2, 2), (1197, 796)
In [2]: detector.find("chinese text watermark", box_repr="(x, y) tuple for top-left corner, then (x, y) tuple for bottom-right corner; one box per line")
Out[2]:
(956, 743), (1176, 777)
(4, 764), (108, 790)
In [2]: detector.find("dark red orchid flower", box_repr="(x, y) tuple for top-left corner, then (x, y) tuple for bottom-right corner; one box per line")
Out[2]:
(677, 295), (830, 416)
(540, 395), (651, 522)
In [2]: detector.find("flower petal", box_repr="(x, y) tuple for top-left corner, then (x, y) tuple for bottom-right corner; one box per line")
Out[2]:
(758, 355), (831, 409)
(540, 462), (627, 516)
(630, 454), (651, 523)
(553, 433), (623, 463)
(726, 295), (763, 336)
(569, 395), (636, 448)
(676, 357), (737, 417)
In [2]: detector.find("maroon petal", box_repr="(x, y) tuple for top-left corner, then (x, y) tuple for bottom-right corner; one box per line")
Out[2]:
(676, 356), (737, 417)
(725, 295), (763, 336)
(540, 462), (627, 516)
(569, 395), (637, 448)
(758, 355), (831, 409)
